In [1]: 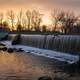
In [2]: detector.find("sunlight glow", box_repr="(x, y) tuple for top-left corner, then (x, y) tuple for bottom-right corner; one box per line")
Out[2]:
(42, 15), (52, 25)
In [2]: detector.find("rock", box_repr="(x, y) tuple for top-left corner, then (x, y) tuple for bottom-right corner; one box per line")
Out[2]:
(12, 40), (17, 45)
(54, 77), (63, 80)
(13, 48), (18, 51)
(16, 48), (24, 52)
(2, 47), (7, 51)
(38, 76), (52, 80)
(27, 51), (31, 53)
(7, 48), (14, 53)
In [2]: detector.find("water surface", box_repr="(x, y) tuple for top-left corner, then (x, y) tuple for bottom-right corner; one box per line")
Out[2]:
(0, 51), (69, 80)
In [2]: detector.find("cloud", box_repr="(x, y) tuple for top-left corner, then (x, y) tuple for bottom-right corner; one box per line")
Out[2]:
(0, 0), (80, 14)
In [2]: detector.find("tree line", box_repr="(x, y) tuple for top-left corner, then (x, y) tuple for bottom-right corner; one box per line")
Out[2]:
(0, 10), (80, 34)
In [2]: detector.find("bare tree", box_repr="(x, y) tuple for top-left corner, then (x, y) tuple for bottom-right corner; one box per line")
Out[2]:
(58, 11), (77, 34)
(51, 10), (61, 31)
(17, 10), (23, 31)
(7, 10), (15, 30)
(17, 10), (23, 26)
(17, 24), (22, 31)
(72, 16), (80, 33)
(26, 10), (31, 30)
(41, 25), (47, 32)
(22, 16), (27, 30)
(0, 12), (4, 26)
(3, 21), (10, 31)
(51, 10), (78, 34)
(31, 10), (43, 31)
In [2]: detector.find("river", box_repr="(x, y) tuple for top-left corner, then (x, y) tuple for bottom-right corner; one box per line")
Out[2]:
(0, 50), (69, 80)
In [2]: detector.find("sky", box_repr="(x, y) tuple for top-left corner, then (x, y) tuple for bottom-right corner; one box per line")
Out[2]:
(0, 0), (80, 25)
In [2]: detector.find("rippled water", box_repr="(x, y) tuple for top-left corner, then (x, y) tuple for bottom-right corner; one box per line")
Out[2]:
(0, 51), (67, 80)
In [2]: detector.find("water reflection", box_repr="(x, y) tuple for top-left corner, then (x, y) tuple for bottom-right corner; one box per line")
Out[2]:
(0, 51), (56, 80)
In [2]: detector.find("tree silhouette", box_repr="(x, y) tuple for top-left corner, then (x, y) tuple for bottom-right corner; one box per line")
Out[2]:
(41, 25), (47, 32)
(73, 18), (80, 33)
(7, 10), (15, 31)
(0, 12), (4, 26)
(51, 10), (60, 32)
(0, 9), (79, 34)
(31, 10), (43, 31)
(56, 11), (77, 34)
(2, 21), (10, 31)
(26, 10), (31, 31)
(22, 16), (27, 30)
(17, 10), (23, 31)
(17, 24), (22, 31)
(17, 10), (23, 26)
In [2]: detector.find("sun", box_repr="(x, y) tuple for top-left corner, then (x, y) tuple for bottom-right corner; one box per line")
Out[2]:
(41, 14), (52, 26)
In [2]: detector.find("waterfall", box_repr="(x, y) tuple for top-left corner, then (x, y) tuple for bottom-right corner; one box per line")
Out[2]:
(9, 34), (80, 54)
(21, 35), (46, 48)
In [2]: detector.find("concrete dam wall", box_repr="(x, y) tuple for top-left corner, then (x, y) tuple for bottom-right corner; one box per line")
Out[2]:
(19, 35), (80, 54)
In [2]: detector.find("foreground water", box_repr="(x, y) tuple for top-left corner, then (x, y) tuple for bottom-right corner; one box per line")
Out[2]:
(0, 51), (79, 80)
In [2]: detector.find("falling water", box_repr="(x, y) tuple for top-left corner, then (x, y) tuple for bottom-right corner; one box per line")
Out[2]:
(9, 34), (80, 54)
(20, 35), (80, 54)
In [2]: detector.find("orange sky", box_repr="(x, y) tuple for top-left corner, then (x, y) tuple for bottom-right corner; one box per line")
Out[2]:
(0, 0), (80, 25)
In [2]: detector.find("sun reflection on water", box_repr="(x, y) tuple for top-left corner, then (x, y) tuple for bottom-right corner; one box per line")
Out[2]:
(0, 51), (55, 80)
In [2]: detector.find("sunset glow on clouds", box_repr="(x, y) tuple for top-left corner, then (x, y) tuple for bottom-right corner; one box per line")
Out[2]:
(0, 0), (80, 25)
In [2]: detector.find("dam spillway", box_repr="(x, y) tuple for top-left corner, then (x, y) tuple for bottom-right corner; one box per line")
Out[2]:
(9, 34), (80, 54)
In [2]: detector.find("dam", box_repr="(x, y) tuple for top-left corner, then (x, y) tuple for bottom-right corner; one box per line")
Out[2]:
(0, 34), (80, 80)
(9, 34), (80, 54)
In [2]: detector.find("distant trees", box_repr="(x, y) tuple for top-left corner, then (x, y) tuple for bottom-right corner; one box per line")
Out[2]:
(0, 12), (10, 31)
(16, 10), (43, 32)
(0, 9), (80, 34)
(73, 18), (80, 33)
(22, 16), (27, 30)
(58, 11), (77, 34)
(51, 10), (60, 31)
(17, 24), (22, 32)
(26, 10), (31, 31)
(2, 21), (10, 31)
(17, 10), (23, 31)
(7, 10), (15, 30)
(26, 10), (43, 31)
(51, 10), (79, 34)
(31, 10), (43, 31)
(41, 25), (47, 32)
(0, 13), (4, 26)
(18, 10), (23, 26)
